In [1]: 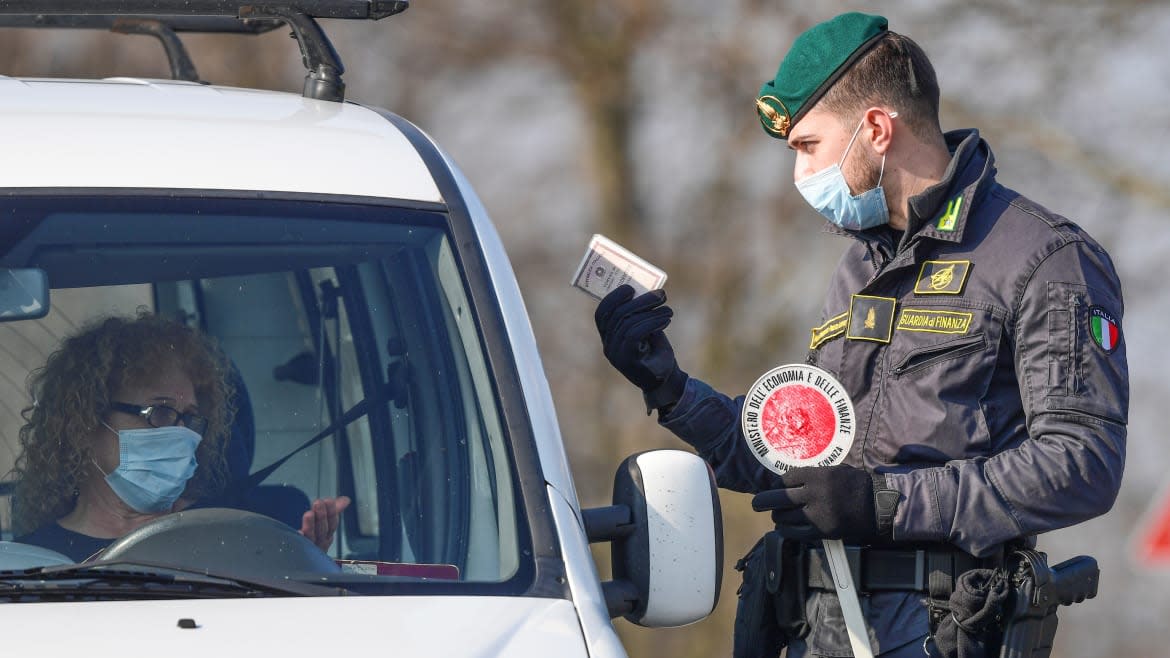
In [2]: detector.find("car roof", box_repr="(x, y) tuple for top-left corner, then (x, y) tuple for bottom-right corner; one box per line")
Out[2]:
(0, 76), (442, 203)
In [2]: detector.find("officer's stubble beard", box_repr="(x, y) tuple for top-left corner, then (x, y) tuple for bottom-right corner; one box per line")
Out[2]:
(846, 144), (883, 198)
(843, 144), (894, 230)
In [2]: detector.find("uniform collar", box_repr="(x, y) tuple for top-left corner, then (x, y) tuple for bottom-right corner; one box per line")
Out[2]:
(905, 129), (995, 244)
(821, 129), (996, 245)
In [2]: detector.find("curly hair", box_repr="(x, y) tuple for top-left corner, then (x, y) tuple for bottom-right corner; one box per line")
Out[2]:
(10, 312), (235, 535)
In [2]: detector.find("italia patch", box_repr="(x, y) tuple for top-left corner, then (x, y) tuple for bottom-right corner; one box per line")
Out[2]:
(1088, 306), (1121, 353)
(810, 311), (848, 350)
(896, 308), (973, 334)
(847, 295), (895, 343)
(914, 260), (971, 295)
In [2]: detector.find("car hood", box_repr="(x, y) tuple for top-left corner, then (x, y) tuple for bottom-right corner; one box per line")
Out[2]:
(0, 595), (589, 657)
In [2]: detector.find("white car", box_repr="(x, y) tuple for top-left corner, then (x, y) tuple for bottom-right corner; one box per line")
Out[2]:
(0, 2), (722, 656)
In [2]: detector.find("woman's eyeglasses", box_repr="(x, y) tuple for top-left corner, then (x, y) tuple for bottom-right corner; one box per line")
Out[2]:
(108, 401), (209, 437)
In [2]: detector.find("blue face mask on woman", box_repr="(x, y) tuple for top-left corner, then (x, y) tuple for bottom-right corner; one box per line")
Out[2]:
(795, 112), (897, 231)
(96, 423), (201, 513)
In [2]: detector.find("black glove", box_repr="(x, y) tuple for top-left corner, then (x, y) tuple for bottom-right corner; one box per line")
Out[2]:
(751, 464), (900, 543)
(595, 284), (687, 413)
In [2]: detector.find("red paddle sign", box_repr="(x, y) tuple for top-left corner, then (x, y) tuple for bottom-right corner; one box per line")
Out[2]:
(741, 364), (856, 475)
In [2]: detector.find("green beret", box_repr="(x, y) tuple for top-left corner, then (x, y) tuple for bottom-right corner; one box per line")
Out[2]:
(757, 12), (888, 139)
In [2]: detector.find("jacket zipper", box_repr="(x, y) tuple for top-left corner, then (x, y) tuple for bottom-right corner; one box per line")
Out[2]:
(891, 334), (986, 376)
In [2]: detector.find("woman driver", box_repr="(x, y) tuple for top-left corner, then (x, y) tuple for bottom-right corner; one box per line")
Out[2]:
(9, 313), (348, 562)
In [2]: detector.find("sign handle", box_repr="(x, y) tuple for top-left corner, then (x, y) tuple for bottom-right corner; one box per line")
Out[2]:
(824, 538), (875, 658)
(738, 365), (868, 654)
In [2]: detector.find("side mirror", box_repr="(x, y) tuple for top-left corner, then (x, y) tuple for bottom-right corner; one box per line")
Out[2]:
(582, 449), (723, 627)
(0, 269), (49, 322)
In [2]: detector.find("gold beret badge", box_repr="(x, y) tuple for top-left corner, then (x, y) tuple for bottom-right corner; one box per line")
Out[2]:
(756, 95), (791, 138)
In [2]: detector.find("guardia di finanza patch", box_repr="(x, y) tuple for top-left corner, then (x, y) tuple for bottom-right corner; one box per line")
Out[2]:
(896, 308), (973, 334)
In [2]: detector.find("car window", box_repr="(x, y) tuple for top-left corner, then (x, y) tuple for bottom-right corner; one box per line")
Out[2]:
(0, 195), (528, 593)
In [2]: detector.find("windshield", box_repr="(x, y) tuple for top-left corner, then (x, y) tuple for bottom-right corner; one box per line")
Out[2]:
(0, 195), (531, 598)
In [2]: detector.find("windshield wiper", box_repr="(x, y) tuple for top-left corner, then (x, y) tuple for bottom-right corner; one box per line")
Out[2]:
(0, 560), (350, 602)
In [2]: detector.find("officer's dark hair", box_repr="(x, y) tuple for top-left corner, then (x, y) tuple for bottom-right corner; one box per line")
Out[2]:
(819, 32), (943, 143)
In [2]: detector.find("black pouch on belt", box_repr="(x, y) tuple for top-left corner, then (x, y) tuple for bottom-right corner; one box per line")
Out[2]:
(733, 531), (786, 658)
(770, 534), (810, 641)
(933, 567), (1010, 658)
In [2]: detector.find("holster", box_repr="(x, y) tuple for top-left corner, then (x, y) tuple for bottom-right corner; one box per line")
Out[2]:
(733, 530), (810, 658)
(930, 549), (1100, 658)
(998, 550), (1099, 658)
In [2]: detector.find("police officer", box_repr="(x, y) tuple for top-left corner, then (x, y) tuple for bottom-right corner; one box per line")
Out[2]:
(594, 12), (1128, 658)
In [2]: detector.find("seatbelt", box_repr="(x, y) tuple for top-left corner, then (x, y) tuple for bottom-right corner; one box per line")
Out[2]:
(229, 385), (391, 497)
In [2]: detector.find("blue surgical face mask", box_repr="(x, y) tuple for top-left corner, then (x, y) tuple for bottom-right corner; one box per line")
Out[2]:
(96, 423), (201, 514)
(795, 113), (896, 231)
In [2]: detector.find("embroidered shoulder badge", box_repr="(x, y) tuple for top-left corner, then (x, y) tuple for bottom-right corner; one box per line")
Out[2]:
(1088, 306), (1121, 353)
(809, 311), (848, 350)
(914, 260), (971, 295)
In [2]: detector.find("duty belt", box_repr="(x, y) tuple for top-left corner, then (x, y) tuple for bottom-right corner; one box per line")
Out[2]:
(806, 545), (985, 592)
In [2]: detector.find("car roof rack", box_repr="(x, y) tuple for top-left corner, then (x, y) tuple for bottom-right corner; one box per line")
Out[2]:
(0, 1), (409, 102)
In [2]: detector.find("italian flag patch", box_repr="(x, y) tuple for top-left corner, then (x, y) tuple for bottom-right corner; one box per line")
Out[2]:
(1089, 306), (1121, 353)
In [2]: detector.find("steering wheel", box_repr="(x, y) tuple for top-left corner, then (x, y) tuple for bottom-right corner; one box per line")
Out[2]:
(97, 508), (341, 576)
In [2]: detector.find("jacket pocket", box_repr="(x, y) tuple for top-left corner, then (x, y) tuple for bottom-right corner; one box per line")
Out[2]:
(891, 333), (987, 377)
(1043, 281), (1128, 423)
(873, 304), (1005, 465)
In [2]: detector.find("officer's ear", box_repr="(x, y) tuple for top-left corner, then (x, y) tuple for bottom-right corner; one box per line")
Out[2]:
(862, 107), (898, 156)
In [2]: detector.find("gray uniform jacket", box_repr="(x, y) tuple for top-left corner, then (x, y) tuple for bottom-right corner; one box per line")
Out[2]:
(658, 129), (1128, 655)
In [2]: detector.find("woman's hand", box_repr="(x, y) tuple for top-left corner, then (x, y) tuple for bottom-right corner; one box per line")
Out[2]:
(300, 496), (351, 551)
